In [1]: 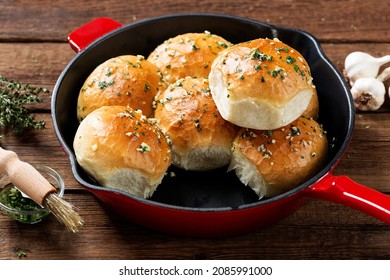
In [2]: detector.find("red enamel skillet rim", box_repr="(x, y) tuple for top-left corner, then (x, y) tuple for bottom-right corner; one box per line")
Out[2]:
(52, 14), (390, 233)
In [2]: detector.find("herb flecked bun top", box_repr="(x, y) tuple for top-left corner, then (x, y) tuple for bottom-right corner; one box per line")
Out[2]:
(77, 55), (167, 122)
(147, 31), (232, 84)
(73, 106), (172, 198)
(209, 38), (318, 130)
(154, 77), (239, 171)
(229, 116), (328, 199)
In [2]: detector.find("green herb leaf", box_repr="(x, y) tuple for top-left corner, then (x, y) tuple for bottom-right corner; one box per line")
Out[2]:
(0, 75), (46, 139)
(286, 56), (296, 64)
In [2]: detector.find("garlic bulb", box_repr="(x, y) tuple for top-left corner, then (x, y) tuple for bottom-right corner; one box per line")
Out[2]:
(350, 77), (386, 111)
(344, 52), (390, 86)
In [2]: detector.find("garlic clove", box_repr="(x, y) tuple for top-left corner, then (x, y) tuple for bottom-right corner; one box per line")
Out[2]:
(388, 85), (390, 99)
(344, 52), (390, 87)
(350, 77), (386, 111)
(377, 66), (390, 83)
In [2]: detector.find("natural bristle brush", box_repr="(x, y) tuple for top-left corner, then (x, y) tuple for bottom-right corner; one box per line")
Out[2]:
(0, 147), (84, 233)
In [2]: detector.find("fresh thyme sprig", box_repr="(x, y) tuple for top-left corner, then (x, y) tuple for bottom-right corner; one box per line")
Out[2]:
(0, 75), (47, 140)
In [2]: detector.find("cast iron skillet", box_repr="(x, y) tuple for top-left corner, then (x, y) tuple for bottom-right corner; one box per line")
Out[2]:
(52, 14), (390, 237)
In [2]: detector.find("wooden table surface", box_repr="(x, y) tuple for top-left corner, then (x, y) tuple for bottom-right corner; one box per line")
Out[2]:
(0, 0), (389, 260)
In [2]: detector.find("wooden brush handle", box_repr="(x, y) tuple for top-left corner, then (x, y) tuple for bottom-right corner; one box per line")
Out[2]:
(0, 147), (56, 206)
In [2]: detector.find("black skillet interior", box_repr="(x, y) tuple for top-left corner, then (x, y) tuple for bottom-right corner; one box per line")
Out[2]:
(52, 14), (354, 210)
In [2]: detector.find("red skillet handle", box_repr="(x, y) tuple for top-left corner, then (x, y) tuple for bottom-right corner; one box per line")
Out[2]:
(68, 18), (123, 52)
(305, 173), (390, 224)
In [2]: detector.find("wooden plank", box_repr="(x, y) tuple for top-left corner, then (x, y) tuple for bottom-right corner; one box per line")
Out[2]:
(0, 0), (389, 43)
(0, 43), (75, 90)
(0, 42), (389, 111)
(0, 194), (388, 259)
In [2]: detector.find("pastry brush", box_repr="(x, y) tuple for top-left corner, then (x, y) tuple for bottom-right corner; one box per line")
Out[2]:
(0, 147), (84, 232)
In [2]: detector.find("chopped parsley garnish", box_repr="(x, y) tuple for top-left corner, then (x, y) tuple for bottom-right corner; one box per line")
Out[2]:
(0, 183), (50, 223)
(275, 47), (289, 53)
(137, 142), (151, 153)
(270, 67), (285, 79)
(290, 126), (301, 136)
(0, 184), (43, 211)
(286, 56), (296, 64)
(250, 49), (273, 62)
(98, 79), (114, 90)
(105, 68), (112, 76)
(293, 64), (306, 78)
(217, 41), (229, 48)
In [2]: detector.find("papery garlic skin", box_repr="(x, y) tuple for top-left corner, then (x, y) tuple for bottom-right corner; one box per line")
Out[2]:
(376, 67), (390, 101)
(344, 52), (390, 86)
(350, 77), (386, 111)
(377, 66), (390, 83)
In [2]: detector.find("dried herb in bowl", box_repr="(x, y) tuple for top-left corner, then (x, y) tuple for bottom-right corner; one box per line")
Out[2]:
(0, 183), (43, 211)
(0, 183), (51, 224)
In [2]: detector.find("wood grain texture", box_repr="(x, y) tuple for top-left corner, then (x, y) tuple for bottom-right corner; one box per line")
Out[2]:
(0, 42), (389, 93)
(0, 0), (390, 260)
(0, 0), (389, 42)
(1, 196), (389, 260)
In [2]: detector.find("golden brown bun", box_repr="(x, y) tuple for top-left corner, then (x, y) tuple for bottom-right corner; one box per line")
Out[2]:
(209, 38), (316, 130)
(77, 55), (167, 121)
(303, 90), (319, 119)
(154, 77), (239, 170)
(147, 32), (232, 84)
(73, 106), (172, 198)
(229, 116), (327, 198)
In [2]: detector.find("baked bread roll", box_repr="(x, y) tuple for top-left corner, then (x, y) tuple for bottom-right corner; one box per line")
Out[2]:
(229, 116), (327, 198)
(77, 55), (167, 121)
(154, 77), (239, 170)
(73, 106), (172, 198)
(209, 38), (317, 130)
(303, 91), (319, 120)
(147, 32), (232, 84)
